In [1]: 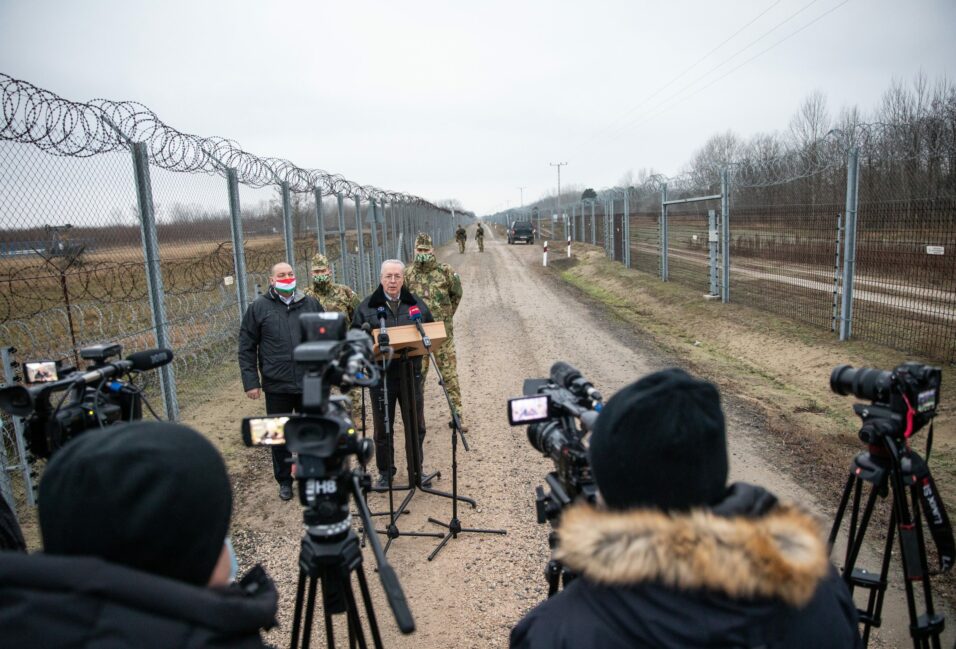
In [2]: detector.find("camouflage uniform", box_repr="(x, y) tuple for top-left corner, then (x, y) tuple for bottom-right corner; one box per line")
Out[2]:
(305, 253), (363, 424)
(405, 233), (466, 425)
(475, 224), (485, 252)
(455, 226), (467, 253)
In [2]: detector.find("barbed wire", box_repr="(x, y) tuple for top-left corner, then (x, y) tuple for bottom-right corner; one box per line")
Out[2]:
(0, 73), (444, 207)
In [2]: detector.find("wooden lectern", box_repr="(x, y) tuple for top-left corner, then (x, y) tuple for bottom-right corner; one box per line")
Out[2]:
(371, 322), (446, 360)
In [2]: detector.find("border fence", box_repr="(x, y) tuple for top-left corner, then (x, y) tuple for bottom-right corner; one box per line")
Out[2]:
(490, 121), (955, 368)
(0, 74), (463, 517)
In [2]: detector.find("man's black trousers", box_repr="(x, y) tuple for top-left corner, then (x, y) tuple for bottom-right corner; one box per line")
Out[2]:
(370, 365), (425, 475)
(264, 391), (303, 484)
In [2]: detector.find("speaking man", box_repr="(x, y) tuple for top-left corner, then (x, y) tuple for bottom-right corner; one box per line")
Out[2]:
(510, 368), (861, 649)
(239, 261), (323, 501)
(352, 259), (434, 488)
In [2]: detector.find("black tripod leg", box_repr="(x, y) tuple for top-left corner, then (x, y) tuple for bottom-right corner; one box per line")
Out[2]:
(291, 569), (308, 649)
(356, 567), (384, 649)
(342, 578), (368, 649)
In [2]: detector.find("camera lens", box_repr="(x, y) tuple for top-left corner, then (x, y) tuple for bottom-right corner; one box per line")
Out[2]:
(830, 365), (893, 401)
(527, 421), (568, 462)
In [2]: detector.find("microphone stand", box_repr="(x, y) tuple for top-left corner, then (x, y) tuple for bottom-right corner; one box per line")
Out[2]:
(369, 309), (442, 554)
(408, 314), (507, 561)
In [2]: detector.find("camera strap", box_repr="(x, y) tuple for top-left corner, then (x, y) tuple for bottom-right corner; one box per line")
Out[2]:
(908, 451), (955, 572)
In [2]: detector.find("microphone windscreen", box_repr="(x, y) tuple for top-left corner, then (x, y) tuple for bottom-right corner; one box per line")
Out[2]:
(408, 306), (422, 320)
(127, 348), (174, 371)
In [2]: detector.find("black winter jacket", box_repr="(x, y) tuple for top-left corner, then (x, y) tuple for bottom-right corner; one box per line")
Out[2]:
(0, 553), (278, 648)
(351, 284), (434, 374)
(238, 287), (323, 394)
(511, 484), (861, 649)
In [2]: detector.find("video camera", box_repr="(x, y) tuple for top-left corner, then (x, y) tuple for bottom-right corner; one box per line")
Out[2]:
(508, 362), (603, 596)
(0, 343), (173, 458)
(241, 312), (380, 513)
(830, 362), (941, 444)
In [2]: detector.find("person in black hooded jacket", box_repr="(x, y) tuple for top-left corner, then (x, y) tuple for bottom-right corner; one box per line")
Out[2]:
(352, 258), (434, 486)
(510, 368), (862, 649)
(0, 421), (278, 648)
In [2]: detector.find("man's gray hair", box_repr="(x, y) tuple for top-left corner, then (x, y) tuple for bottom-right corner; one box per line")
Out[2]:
(380, 259), (405, 274)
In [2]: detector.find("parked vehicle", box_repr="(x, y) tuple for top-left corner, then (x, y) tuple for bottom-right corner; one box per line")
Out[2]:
(508, 221), (535, 244)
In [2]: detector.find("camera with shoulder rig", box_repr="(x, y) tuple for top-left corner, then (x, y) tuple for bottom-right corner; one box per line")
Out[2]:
(0, 344), (173, 458)
(507, 361), (603, 595)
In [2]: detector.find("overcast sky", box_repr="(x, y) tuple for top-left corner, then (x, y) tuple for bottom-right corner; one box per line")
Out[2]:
(2, 0), (954, 215)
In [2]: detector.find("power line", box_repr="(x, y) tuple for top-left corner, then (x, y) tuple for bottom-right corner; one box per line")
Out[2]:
(595, 0), (833, 146)
(591, 0), (783, 140)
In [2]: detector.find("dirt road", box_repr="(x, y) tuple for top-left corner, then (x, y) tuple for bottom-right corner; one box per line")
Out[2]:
(196, 225), (949, 648)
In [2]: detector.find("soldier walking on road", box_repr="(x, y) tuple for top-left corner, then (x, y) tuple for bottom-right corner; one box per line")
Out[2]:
(455, 224), (467, 253)
(475, 222), (485, 252)
(405, 232), (468, 432)
(306, 253), (363, 423)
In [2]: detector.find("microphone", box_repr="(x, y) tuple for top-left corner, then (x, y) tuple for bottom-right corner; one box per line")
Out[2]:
(126, 348), (174, 371)
(375, 307), (390, 347)
(550, 361), (603, 403)
(407, 305), (430, 347)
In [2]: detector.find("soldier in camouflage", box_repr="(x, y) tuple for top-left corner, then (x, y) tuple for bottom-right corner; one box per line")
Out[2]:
(455, 225), (467, 253)
(404, 232), (467, 431)
(306, 253), (360, 325)
(475, 222), (485, 252)
(306, 253), (363, 424)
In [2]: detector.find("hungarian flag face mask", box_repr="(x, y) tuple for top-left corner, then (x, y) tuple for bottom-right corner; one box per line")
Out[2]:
(274, 276), (296, 295)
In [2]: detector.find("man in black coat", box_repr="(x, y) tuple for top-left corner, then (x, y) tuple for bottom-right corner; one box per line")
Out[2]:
(510, 368), (862, 649)
(0, 421), (278, 648)
(238, 261), (323, 500)
(352, 258), (434, 487)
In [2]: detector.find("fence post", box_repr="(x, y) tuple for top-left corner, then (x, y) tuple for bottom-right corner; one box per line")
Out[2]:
(336, 192), (349, 287)
(131, 141), (179, 420)
(354, 196), (367, 296)
(370, 199), (381, 277)
(280, 181), (295, 271)
(839, 147), (860, 341)
(590, 199), (596, 245)
(623, 191), (631, 268)
(226, 168), (249, 322)
(708, 209), (719, 297)
(720, 168), (730, 303)
(1, 347), (35, 507)
(608, 198), (616, 261)
(314, 188), (326, 257)
(660, 183), (669, 281)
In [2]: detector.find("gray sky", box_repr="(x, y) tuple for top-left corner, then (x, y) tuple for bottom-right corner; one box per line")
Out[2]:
(2, 0), (954, 215)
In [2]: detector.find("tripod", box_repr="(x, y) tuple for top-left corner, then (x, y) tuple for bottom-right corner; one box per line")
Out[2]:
(828, 424), (948, 649)
(291, 474), (414, 649)
(404, 318), (506, 561)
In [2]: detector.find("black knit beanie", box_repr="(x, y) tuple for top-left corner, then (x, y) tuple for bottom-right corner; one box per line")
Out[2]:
(39, 421), (232, 586)
(589, 368), (728, 511)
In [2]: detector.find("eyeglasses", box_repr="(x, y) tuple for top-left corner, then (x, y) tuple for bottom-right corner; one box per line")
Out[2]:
(382, 273), (403, 281)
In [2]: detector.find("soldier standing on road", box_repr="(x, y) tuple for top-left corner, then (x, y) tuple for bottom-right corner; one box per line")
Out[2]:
(455, 224), (467, 254)
(306, 253), (363, 424)
(404, 232), (467, 432)
(475, 222), (485, 252)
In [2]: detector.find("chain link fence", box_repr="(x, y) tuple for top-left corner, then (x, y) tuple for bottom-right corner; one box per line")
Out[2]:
(0, 73), (461, 518)
(488, 121), (955, 367)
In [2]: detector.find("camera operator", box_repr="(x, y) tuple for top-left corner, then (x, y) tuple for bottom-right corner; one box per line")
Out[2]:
(239, 261), (323, 501)
(511, 368), (861, 649)
(352, 259), (435, 488)
(0, 421), (278, 647)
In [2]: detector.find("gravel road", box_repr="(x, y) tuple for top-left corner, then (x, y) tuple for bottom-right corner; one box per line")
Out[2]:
(206, 225), (943, 648)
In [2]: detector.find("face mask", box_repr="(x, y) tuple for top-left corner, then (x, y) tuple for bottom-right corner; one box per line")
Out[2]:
(274, 277), (296, 294)
(225, 536), (239, 583)
(312, 273), (331, 286)
(415, 253), (434, 264)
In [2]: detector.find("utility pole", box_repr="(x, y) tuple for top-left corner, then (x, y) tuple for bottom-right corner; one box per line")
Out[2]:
(550, 162), (567, 232)
(518, 186), (525, 207)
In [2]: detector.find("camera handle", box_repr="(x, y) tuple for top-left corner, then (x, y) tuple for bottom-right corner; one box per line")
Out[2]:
(828, 435), (945, 649)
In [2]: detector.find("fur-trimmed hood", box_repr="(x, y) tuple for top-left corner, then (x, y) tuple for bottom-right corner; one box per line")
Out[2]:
(556, 498), (828, 607)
